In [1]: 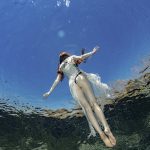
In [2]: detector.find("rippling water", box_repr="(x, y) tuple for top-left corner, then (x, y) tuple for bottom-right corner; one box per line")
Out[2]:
(0, 91), (150, 150)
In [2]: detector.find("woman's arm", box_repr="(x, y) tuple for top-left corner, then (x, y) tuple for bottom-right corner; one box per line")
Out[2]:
(43, 73), (62, 98)
(73, 46), (99, 61)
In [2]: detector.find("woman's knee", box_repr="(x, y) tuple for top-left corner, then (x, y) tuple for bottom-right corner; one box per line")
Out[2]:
(92, 102), (100, 110)
(83, 103), (92, 113)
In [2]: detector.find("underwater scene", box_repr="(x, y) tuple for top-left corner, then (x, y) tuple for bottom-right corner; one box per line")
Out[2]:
(0, 0), (150, 150)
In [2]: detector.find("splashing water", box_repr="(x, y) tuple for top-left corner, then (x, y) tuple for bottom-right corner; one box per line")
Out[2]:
(57, 0), (71, 7)
(13, 0), (71, 7)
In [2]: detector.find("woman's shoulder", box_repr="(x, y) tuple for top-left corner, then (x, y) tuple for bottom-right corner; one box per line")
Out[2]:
(64, 55), (74, 62)
(59, 56), (71, 69)
(60, 55), (76, 68)
(68, 55), (78, 63)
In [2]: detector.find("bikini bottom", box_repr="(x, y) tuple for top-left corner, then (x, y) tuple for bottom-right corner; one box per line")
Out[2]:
(74, 71), (82, 84)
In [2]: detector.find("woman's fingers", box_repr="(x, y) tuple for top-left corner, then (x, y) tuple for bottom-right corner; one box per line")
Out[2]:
(43, 92), (50, 99)
(93, 46), (100, 53)
(95, 45), (100, 50)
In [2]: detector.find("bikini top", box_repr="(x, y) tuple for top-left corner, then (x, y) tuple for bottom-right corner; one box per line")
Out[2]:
(59, 55), (81, 79)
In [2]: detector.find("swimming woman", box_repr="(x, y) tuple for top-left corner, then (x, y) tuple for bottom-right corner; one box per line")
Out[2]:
(43, 46), (116, 147)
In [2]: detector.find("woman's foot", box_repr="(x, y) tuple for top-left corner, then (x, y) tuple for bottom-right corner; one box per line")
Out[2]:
(104, 128), (116, 146)
(100, 132), (114, 148)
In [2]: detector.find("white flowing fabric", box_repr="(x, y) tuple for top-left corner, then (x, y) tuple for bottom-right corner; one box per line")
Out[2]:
(60, 55), (112, 138)
(70, 71), (112, 138)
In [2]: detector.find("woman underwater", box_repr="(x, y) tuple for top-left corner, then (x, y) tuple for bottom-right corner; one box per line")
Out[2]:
(43, 46), (116, 147)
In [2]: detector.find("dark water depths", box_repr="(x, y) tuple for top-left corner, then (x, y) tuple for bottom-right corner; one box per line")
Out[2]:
(0, 93), (150, 150)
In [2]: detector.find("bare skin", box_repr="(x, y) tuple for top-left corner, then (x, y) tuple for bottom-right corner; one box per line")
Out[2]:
(43, 46), (116, 147)
(75, 74), (116, 146)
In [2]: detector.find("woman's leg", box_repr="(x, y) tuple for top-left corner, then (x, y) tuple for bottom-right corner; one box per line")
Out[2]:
(76, 74), (116, 146)
(74, 78), (113, 147)
(72, 83), (103, 135)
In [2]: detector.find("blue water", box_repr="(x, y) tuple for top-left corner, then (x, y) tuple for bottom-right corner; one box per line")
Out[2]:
(0, 0), (150, 109)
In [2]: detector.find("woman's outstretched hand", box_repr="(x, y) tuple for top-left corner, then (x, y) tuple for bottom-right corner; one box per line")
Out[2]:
(43, 91), (50, 99)
(93, 46), (100, 54)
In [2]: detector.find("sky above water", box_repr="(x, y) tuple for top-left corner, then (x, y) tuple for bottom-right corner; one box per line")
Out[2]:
(0, 0), (150, 109)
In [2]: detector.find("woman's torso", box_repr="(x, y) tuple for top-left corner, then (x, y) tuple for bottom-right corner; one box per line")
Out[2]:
(59, 55), (81, 80)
